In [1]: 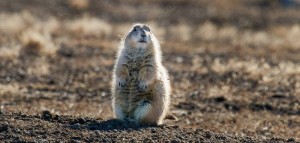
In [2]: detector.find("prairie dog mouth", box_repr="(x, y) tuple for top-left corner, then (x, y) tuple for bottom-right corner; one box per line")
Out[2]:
(138, 39), (146, 43)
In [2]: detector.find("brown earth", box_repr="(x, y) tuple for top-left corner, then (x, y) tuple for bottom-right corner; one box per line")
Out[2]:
(0, 0), (299, 142)
(0, 111), (295, 142)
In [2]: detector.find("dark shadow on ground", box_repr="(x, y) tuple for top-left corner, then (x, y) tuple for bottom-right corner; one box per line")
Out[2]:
(38, 110), (159, 131)
(80, 119), (159, 131)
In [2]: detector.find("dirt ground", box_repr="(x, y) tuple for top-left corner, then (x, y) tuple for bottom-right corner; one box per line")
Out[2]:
(0, 0), (299, 142)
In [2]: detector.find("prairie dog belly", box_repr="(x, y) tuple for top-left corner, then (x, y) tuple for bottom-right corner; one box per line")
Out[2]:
(115, 57), (155, 119)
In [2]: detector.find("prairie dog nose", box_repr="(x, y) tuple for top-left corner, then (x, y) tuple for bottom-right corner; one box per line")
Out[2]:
(141, 30), (146, 37)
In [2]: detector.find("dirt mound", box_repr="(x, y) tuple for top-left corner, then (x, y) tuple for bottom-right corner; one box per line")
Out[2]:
(0, 111), (295, 142)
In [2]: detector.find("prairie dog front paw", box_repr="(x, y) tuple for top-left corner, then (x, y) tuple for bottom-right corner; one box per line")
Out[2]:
(138, 80), (149, 91)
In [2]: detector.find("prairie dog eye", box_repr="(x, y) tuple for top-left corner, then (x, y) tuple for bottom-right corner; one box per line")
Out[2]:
(133, 27), (138, 32)
(144, 26), (150, 32)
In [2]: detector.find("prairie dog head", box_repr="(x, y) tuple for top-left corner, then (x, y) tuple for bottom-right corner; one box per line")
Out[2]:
(124, 23), (154, 49)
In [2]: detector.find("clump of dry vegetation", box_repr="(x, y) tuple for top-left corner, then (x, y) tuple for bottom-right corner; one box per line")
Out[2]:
(65, 16), (112, 38)
(19, 30), (56, 56)
(0, 83), (20, 95)
(0, 45), (21, 58)
(68, 0), (90, 10)
(0, 11), (33, 36)
(167, 23), (191, 41)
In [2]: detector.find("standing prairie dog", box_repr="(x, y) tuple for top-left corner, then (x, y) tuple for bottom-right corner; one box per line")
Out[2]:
(111, 23), (171, 125)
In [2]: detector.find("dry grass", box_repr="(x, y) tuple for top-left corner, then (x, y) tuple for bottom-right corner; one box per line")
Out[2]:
(195, 21), (218, 41)
(210, 58), (300, 76)
(193, 22), (300, 49)
(0, 12), (59, 57)
(0, 12), (298, 50)
(0, 45), (20, 58)
(68, 0), (90, 10)
(26, 58), (51, 76)
(65, 16), (112, 38)
(167, 23), (191, 41)
(33, 17), (62, 36)
(19, 30), (57, 56)
(0, 83), (20, 95)
(0, 11), (34, 36)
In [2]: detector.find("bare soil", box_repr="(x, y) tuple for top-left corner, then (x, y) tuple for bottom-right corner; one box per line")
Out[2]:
(1, 111), (296, 142)
(0, 0), (299, 142)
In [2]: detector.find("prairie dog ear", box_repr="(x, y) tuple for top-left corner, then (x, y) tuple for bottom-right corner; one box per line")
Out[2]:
(143, 25), (151, 32)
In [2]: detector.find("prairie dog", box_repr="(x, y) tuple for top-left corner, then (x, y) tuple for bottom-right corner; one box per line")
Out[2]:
(111, 23), (171, 125)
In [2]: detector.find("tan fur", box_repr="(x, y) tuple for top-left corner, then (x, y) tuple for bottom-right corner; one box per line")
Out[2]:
(111, 24), (171, 125)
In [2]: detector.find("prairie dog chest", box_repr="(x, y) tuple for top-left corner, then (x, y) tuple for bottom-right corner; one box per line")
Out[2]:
(126, 48), (148, 62)
(124, 49), (152, 75)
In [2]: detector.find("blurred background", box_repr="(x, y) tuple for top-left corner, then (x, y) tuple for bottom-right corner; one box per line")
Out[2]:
(0, 0), (299, 140)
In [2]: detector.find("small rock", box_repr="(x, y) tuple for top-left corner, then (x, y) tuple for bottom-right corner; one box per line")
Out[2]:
(164, 114), (178, 121)
(204, 131), (211, 138)
(150, 128), (156, 133)
(5, 76), (11, 82)
(213, 96), (226, 103)
(53, 115), (59, 120)
(224, 103), (240, 112)
(195, 128), (204, 133)
(175, 56), (183, 63)
(70, 123), (81, 130)
(172, 109), (188, 116)
(171, 139), (180, 143)
(71, 139), (80, 143)
(101, 92), (106, 97)
(172, 125), (179, 129)
(78, 118), (86, 124)
(71, 136), (81, 140)
(287, 138), (295, 142)
(42, 110), (52, 120)
(0, 123), (9, 132)
(143, 138), (154, 143)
